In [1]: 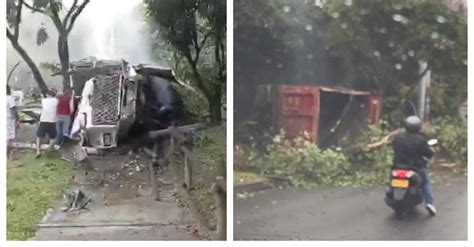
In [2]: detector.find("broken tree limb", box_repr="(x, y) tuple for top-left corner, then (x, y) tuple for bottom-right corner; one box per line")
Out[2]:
(330, 94), (354, 133)
(7, 61), (20, 85)
(366, 129), (403, 150)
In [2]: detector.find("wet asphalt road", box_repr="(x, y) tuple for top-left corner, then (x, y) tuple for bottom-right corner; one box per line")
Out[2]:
(234, 177), (467, 240)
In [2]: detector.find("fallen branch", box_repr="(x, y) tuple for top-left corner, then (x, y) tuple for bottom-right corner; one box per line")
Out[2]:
(366, 129), (403, 150)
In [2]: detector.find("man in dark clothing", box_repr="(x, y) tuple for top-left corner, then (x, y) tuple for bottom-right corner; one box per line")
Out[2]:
(392, 116), (436, 216)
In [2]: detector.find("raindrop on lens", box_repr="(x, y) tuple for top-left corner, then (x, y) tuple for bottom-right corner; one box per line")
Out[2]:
(408, 50), (415, 57)
(436, 16), (446, 23)
(283, 5), (291, 13)
(331, 12), (340, 18)
(431, 32), (439, 39)
(373, 50), (381, 57)
(395, 64), (402, 70)
(344, 0), (353, 6)
(393, 4), (403, 10)
(305, 24), (313, 31)
(307, 54), (314, 60)
(359, 9), (369, 15)
(392, 14), (409, 24)
(393, 14), (402, 22)
(341, 23), (347, 29)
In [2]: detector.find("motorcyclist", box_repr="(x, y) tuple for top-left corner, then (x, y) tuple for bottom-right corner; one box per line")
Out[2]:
(392, 116), (436, 216)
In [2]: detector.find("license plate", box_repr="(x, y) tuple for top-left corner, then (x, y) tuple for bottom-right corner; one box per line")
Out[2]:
(103, 133), (112, 147)
(391, 179), (409, 188)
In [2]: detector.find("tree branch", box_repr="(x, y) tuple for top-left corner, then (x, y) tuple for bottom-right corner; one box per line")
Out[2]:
(23, 1), (46, 14)
(194, 32), (210, 66)
(14, 0), (24, 40)
(63, 0), (78, 28)
(48, 0), (64, 31)
(66, 0), (90, 33)
(7, 28), (15, 42)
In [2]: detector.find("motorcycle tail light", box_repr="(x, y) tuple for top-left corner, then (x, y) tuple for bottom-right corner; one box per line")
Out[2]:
(392, 169), (415, 178)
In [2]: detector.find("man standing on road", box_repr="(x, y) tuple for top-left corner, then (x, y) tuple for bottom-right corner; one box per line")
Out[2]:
(392, 115), (436, 216)
(36, 90), (59, 158)
(6, 85), (19, 159)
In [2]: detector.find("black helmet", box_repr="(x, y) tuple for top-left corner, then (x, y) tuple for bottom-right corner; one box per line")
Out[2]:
(405, 116), (422, 133)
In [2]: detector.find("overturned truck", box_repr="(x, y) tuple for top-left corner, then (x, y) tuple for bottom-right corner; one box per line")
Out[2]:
(68, 57), (188, 150)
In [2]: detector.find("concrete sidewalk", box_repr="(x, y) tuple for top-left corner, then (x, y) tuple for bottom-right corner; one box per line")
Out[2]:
(33, 154), (203, 240)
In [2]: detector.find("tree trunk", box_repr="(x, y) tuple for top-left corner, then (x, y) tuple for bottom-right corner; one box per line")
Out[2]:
(208, 90), (222, 125)
(185, 54), (222, 124)
(9, 39), (49, 96)
(58, 33), (71, 89)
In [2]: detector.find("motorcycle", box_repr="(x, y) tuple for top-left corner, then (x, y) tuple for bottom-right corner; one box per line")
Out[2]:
(384, 139), (438, 219)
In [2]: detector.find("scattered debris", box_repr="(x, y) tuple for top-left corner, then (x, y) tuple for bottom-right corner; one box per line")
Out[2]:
(439, 163), (458, 169)
(62, 189), (92, 212)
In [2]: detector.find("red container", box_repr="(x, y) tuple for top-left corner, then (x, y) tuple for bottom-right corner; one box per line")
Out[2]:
(278, 85), (320, 142)
(257, 84), (382, 145)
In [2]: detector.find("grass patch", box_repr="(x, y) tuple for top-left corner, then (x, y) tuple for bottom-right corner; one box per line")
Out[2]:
(195, 125), (226, 178)
(189, 182), (217, 229)
(190, 125), (226, 229)
(234, 171), (267, 186)
(7, 151), (73, 240)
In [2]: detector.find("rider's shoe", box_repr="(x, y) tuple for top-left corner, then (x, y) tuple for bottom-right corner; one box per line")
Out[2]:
(426, 203), (437, 216)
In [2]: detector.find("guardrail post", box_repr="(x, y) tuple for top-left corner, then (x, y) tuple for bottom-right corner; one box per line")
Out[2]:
(148, 142), (160, 201)
(213, 176), (226, 240)
(183, 132), (193, 190)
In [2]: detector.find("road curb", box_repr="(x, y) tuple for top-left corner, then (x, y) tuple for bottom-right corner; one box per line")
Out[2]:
(234, 182), (273, 194)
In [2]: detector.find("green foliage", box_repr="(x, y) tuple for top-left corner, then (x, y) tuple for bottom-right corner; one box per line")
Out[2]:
(196, 134), (215, 148)
(344, 124), (393, 169)
(321, 0), (466, 93)
(36, 27), (49, 46)
(146, 0), (226, 124)
(234, 0), (466, 122)
(40, 61), (61, 74)
(175, 85), (209, 119)
(6, 0), (17, 27)
(7, 151), (72, 240)
(244, 126), (396, 188)
(247, 131), (352, 188)
(243, 117), (466, 188)
(425, 117), (467, 166)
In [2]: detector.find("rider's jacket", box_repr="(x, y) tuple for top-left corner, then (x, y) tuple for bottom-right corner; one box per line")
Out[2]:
(392, 131), (434, 169)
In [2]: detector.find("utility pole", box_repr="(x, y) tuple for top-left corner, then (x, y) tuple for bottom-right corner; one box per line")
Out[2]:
(425, 69), (431, 122)
(418, 61), (429, 121)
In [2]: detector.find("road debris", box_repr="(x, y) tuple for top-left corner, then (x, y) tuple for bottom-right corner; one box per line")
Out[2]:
(62, 189), (92, 212)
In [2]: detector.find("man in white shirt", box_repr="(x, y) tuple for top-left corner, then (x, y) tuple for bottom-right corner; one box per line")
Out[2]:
(7, 85), (18, 159)
(36, 90), (59, 158)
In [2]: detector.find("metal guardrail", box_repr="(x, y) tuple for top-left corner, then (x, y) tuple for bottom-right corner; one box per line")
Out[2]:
(144, 123), (226, 240)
